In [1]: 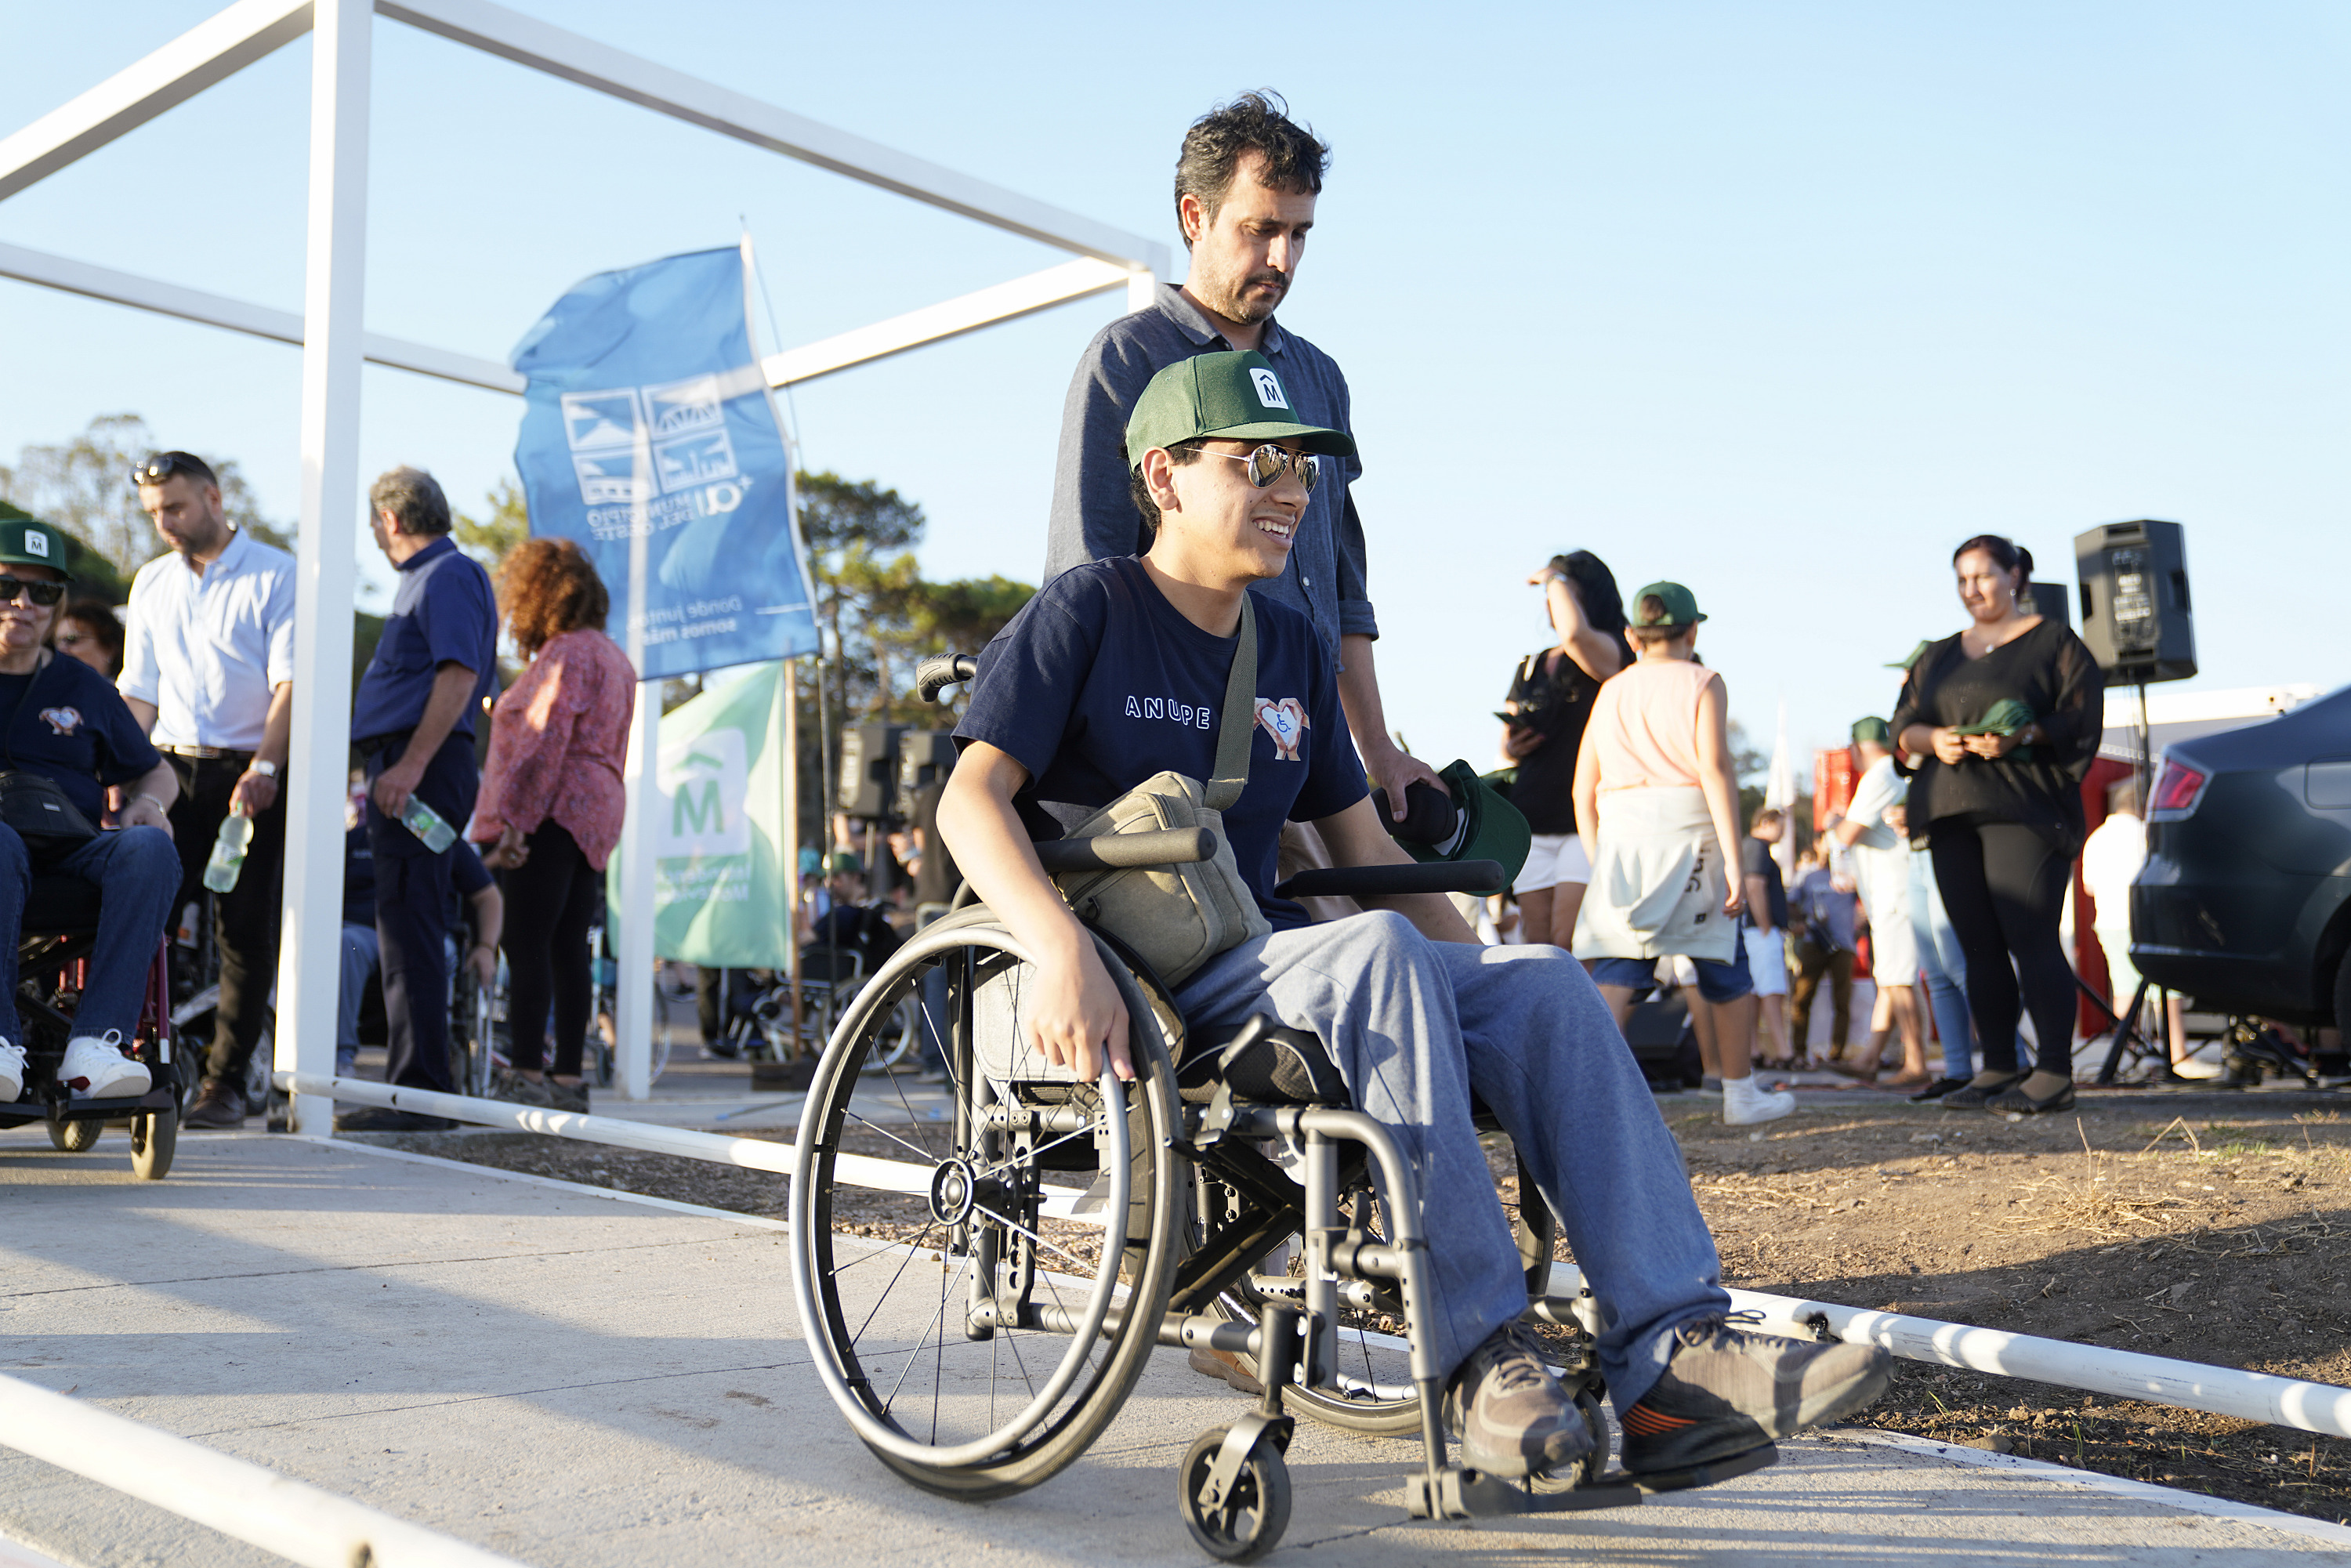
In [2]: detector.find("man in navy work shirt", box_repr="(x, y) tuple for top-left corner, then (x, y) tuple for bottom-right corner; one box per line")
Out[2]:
(1042, 93), (1442, 828)
(341, 466), (498, 1131)
(0, 519), (181, 1107)
(947, 351), (1889, 1486)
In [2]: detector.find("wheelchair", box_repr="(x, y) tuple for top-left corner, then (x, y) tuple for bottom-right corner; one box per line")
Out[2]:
(4, 873), (183, 1179)
(788, 661), (1770, 1562)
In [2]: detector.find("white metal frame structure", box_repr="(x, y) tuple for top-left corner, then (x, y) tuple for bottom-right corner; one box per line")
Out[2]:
(0, 0), (1167, 1127)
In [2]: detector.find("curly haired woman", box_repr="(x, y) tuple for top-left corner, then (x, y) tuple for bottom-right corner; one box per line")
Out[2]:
(473, 538), (635, 1110)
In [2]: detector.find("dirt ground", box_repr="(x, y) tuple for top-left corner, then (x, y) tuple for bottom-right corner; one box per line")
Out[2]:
(382, 1089), (2351, 1525)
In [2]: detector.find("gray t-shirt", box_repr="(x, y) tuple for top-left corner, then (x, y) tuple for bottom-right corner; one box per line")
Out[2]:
(1043, 284), (1377, 654)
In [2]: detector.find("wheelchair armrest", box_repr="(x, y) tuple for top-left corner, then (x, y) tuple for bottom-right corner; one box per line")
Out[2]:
(1032, 828), (1217, 876)
(915, 654), (979, 704)
(1274, 859), (1508, 900)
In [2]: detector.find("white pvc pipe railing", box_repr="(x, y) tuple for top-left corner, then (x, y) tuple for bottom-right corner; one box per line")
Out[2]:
(288, 1071), (2351, 1440)
(0, 1370), (527, 1567)
(1546, 1262), (2351, 1440)
(281, 1073), (1096, 1222)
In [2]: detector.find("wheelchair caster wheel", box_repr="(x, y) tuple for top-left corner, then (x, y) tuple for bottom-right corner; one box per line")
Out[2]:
(47, 1119), (100, 1153)
(1179, 1425), (1291, 1563)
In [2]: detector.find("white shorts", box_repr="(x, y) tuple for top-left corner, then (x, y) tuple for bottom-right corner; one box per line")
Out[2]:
(1744, 929), (1789, 997)
(1513, 831), (1592, 895)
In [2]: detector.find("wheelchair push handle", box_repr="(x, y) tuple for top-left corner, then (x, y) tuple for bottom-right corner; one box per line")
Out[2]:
(916, 654), (980, 704)
(1032, 828), (1218, 875)
(1274, 859), (1509, 900)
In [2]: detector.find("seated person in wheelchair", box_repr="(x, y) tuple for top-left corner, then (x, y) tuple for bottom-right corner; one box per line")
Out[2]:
(940, 351), (1890, 1483)
(0, 519), (182, 1106)
(339, 784), (499, 1077)
(802, 851), (904, 978)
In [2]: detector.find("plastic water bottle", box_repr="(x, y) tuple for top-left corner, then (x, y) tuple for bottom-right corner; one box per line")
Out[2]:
(201, 812), (253, 893)
(400, 797), (457, 853)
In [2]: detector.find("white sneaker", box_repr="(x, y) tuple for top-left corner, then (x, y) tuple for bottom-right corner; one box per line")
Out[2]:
(1722, 1074), (1795, 1126)
(0, 1039), (22, 1103)
(60, 1032), (150, 1099)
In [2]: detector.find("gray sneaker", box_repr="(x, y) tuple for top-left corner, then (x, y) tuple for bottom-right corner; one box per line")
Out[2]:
(1619, 1315), (1891, 1476)
(1441, 1324), (1594, 1479)
(547, 1078), (590, 1114)
(491, 1069), (556, 1108)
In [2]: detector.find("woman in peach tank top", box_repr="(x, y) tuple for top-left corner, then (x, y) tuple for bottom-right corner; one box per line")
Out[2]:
(1571, 582), (1791, 1127)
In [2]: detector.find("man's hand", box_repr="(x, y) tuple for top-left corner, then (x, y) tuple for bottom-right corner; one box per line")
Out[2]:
(1027, 936), (1132, 1083)
(466, 942), (497, 988)
(231, 768), (278, 817)
(111, 793), (173, 838)
(372, 757), (426, 821)
(1362, 740), (1447, 821)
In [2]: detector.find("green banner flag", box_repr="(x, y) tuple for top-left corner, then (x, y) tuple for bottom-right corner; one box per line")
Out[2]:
(610, 661), (793, 968)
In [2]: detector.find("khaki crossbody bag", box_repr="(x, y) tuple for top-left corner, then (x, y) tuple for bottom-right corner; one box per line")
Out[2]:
(1050, 594), (1272, 986)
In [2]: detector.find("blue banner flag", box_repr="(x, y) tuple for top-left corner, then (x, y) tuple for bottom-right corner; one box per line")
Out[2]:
(510, 244), (820, 679)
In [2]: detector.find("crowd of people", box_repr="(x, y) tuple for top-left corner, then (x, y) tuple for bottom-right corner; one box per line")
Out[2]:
(0, 454), (634, 1133)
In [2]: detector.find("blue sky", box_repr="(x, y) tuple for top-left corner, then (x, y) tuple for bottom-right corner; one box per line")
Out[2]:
(1, 2), (2343, 773)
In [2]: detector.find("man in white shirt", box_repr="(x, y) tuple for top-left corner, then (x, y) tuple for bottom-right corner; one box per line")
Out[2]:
(2081, 779), (2205, 1077)
(122, 451), (297, 1128)
(1828, 719), (1927, 1086)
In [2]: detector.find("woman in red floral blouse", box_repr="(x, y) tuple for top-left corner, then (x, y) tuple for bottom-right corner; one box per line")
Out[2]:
(473, 538), (635, 1110)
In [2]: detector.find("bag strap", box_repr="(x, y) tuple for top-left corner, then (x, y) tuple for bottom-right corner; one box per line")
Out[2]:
(1204, 593), (1258, 812)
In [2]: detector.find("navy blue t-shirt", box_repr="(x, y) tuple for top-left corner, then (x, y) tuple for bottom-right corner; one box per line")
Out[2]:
(343, 822), (490, 927)
(0, 653), (162, 821)
(353, 536), (498, 743)
(955, 557), (1367, 931)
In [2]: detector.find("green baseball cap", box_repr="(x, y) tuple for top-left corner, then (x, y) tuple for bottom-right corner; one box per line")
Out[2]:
(825, 851), (864, 876)
(1886, 639), (1932, 670)
(1395, 759), (1531, 895)
(1629, 581), (1704, 629)
(1124, 350), (1357, 470)
(1851, 716), (1891, 745)
(0, 518), (74, 581)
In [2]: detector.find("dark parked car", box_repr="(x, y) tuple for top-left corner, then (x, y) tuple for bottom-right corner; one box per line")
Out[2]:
(2135, 684), (2351, 1034)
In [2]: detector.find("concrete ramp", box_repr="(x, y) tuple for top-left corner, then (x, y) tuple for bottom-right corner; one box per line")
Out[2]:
(0, 1131), (2342, 1566)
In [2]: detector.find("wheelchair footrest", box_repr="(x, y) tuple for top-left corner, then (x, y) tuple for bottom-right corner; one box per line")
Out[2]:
(45, 1087), (177, 1121)
(1407, 1465), (1643, 1520)
(1625, 1440), (1779, 1494)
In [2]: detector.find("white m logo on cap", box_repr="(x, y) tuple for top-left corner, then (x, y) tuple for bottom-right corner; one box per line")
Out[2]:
(23, 531), (48, 557)
(1249, 368), (1288, 409)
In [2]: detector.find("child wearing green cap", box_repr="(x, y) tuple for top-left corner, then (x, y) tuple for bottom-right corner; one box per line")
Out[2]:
(939, 360), (1886, 1483)
(1572, 582), (1792, 1126)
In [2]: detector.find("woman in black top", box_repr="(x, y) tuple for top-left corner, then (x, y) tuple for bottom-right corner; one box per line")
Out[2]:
(1501, 551), (1629, 948)
(1891, 535), (2099, 1115)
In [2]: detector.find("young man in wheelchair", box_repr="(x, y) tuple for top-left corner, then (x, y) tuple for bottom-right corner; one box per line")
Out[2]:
(939, 351), (1890, 1483)
(0, 520), (181, 1106)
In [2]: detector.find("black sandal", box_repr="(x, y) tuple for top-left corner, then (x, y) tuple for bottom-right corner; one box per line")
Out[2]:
(1985, 1076), (2076, 1116)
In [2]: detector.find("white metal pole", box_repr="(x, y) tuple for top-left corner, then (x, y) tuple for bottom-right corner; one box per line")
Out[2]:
(615, 682), (658, 1099)
(276, 0), (370, 1137)
(0, 1371), (528, 1568)
(1126, 267), (1157, 313)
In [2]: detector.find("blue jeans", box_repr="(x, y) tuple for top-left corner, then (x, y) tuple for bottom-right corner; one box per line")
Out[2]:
(338, 922), (382, 1073)
(1177, 913), (1730, 1402)
(0, 825), (179, 1045)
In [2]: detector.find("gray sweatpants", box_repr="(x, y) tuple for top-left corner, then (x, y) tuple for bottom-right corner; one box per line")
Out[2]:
(1176, 911), (1730, 1404)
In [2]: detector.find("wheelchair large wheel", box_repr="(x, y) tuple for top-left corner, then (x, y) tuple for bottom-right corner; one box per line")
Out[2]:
(48, 1120), (100, 1153)
(859, 995), (922, 1074)
(793, 915), (1183, 1501)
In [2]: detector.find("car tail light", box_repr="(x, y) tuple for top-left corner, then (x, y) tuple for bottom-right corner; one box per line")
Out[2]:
(2150, 757), (2210, 819)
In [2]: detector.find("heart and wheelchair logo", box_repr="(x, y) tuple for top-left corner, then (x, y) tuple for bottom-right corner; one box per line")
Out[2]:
(1252, 697), (1310, 761)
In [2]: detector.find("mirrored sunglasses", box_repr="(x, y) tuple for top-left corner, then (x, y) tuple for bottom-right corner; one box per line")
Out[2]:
(1203, 444), (1320, 494)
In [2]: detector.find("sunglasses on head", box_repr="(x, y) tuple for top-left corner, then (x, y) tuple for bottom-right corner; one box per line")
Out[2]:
(1201, 443), (1320, 494)
(130, 451), (210, 487)
(0, 579), (65, 607)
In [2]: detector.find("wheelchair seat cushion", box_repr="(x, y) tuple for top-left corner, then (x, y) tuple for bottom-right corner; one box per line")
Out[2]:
(1179, 1021), (1349, 1106)
(22, 872), (102, 936)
